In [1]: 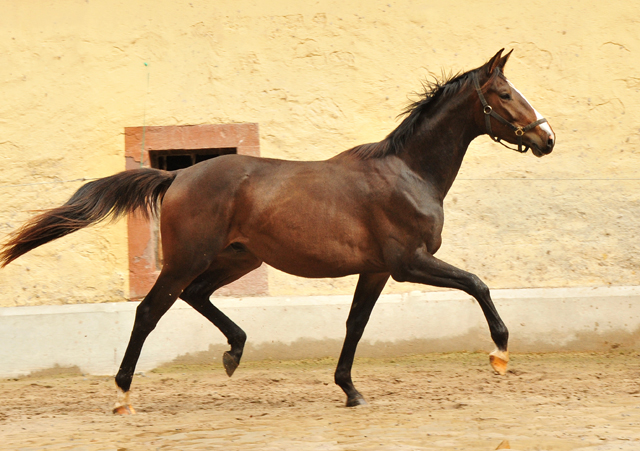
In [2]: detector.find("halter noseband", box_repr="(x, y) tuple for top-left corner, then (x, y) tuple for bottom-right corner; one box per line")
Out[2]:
(472, 69), (548, 153)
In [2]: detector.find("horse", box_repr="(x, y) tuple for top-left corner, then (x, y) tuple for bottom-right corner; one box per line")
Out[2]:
(0, 49), (555, 414)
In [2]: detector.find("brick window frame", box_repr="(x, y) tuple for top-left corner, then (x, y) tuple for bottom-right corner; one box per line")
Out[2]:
(124, 123), (267, 299)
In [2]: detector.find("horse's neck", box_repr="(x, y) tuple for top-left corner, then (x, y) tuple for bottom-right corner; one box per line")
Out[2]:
(399, 95), (481, 199)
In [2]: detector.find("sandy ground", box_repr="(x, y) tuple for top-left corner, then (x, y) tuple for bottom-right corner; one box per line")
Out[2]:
(0, 352), (639, 451)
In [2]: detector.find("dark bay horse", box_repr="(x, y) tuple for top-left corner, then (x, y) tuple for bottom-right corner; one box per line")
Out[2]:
(0, 49), (555, 414)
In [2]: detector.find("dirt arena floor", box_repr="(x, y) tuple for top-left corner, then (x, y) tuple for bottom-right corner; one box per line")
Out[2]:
(0, 352), (639, 451)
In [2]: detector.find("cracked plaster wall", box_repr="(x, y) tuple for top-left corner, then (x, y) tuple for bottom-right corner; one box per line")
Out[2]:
(0, 0), (639, 306)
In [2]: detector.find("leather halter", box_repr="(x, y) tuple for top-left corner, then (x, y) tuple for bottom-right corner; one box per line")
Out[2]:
(472, 69), (548, 153)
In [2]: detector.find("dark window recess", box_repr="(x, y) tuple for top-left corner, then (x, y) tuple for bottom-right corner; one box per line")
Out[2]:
(149, 148), (237, 171)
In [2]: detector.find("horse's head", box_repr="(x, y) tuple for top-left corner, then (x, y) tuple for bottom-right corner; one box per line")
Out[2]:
(474, 49), (555, 157)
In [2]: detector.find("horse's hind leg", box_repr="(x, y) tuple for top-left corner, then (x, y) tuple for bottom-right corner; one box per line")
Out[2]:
(182, 294), (246, 377)
(113, 266), (204, 415)
(335, 272), (389, 407)
(112, 221), (231, 413)
(180, 248), (262, 377)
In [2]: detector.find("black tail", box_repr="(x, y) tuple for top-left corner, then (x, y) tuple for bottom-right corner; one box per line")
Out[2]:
(0, 168), (177, 267)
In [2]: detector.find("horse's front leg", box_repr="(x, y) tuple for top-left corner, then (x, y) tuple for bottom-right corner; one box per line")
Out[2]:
(390, 248), (509, 375)
(335, 272), (390, 406)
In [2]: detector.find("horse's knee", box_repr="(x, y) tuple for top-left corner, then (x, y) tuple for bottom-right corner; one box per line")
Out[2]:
(389, 260), (412, 283)
(468, 274), (490, 299)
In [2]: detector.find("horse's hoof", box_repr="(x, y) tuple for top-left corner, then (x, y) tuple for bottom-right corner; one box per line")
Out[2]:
(113, 404), (136, 415)
(489, 349), (509, 375)
(223, 351), (239, 377)
(346, 395), (368, 407)
(113, 386), (135, 415)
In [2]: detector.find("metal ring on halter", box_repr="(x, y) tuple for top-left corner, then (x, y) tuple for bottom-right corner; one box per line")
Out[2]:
(483, 106), (492, 114)
(515, 128), (524, 136)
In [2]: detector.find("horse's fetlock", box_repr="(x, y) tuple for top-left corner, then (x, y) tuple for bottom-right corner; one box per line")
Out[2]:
(229, 329), (247, 349)
(115, 372), (133, 393)
(492, 323), (509, 349)
(237, 329), (247, 346)
(499, 324), (509, 342)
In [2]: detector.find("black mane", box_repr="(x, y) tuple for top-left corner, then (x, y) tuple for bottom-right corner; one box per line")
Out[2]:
(345, 69), (475, 160)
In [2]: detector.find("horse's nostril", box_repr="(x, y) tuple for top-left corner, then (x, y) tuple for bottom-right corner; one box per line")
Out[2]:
(547, 136), (555, 148)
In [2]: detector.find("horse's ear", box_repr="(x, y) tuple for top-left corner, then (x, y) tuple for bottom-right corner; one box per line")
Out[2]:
(497, 49), (513, 72)
(485, 49), (504, 76)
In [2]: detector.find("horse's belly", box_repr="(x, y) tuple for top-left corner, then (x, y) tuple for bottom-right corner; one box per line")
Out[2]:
(244, 229), (386, 279)
(259, 252), (384, 279)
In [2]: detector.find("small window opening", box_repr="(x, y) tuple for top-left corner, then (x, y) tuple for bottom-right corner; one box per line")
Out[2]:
(150, 148), (237, 171)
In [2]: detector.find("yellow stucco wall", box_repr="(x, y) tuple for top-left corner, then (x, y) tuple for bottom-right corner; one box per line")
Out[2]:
(1, 0), (639, 306)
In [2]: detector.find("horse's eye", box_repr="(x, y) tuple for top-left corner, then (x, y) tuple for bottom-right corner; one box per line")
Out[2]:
(499, 93), (512, 100)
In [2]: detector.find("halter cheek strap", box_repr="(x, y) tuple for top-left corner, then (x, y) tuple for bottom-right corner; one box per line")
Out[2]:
(472, 70), (548, 153)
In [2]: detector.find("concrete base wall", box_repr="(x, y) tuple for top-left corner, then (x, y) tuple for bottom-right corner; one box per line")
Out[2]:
(1, 286), (639, 378)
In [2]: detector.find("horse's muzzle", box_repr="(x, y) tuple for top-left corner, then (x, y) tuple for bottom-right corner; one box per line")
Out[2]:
(531, 139), (554, 157)
(530, 130), (554, 157)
